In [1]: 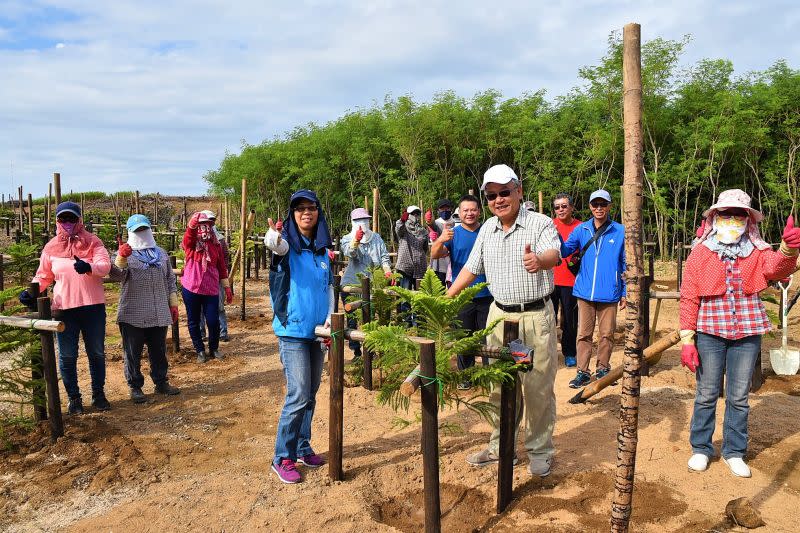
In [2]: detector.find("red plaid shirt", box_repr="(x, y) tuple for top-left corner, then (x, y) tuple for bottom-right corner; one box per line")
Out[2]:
(696, 257), (771, 339)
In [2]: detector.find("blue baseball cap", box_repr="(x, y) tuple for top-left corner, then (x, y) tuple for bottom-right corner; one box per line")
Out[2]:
(589, 189), (612, 203)
(56, 201), (81, 218)
(126, 214), (151, 232)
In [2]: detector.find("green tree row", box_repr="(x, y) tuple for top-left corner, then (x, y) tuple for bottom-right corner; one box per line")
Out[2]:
(205, 33), (800, 257)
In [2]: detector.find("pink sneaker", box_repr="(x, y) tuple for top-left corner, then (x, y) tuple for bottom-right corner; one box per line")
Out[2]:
(297, 454), (325, 468)
(272, 459), (302, 483)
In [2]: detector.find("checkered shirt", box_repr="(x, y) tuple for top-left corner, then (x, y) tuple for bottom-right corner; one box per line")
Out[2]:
(697, 257), (771, 339)
(108, 248), (177, 329)
(464, 207), (561, 304)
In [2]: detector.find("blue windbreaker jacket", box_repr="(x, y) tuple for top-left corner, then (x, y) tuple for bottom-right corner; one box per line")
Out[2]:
(561, 219), (626, 303)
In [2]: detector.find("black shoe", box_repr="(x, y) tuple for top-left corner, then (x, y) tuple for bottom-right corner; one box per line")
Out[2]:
(197, 351), (208, 364)
(130, 387), (146, 404)
(211, 349), (224, 360)
(155, 382), (180, 395)
(68, 397), (84, 415)
(92, 393), (112, 411)
(220, 335), (230, 342)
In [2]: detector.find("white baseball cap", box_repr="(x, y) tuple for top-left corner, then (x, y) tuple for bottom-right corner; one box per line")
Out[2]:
(589, 189), (612, 203)
(406, 205), (422, 214)
(481, 164), (518, 191)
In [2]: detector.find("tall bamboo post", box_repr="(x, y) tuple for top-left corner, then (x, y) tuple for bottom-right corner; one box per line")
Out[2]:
(611, 23), (645, 533)
(239, 179), (247, 321)
(53, 172), (62, 205)
(17, 186), (24, 234)
(80, 193), (85, 220)
(225, 197), (231, 243)
(328, 312), (345, 481)
(47, 183), (52, 235)
(27, 193), (34, 244)
(497, 319), (519, 513)
(364, 194), (369, 211)
(372, 188), (379, 233)
(538, 190), (544, 213)
(419, 339), (441, 533)
(134, 190), (140, 213)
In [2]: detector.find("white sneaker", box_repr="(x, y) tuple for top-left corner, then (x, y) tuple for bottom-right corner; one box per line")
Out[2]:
(723, 457), (752, 478)
(687, 453), (709, 472)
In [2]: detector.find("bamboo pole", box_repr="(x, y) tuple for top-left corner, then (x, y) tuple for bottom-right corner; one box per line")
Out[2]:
(364, 194), (369, 211)
(328, 312), (345, 481)
(419, 339), (441, 533)
(47, 183), (52, 235)
(239, 179), (247, 321)
(134, 190), (140, 213)
(29, 282), (46, 421)
(361, 276), (372, 390)
(80, 192), (85, 219)
(225, 197), (231, 243)
(611, 23), (645, 533)
(538, 190), (544, 213)
(53, 172), (61, 205)
(27, 193), (34, 244)
(0, 315), (65, 332)
(17, 186), (24, 235)
(497, 320), (519, 514)
(372, 188), (379, 233)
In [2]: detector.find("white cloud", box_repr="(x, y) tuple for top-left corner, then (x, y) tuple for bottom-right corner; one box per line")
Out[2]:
(0, 0), (797, 195)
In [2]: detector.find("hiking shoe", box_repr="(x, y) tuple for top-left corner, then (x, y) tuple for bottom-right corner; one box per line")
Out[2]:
(272, 459), (302, 484)
(92, 393), (111, 411)
(155, 382), (181, 395)
(211, 349), (225, 360)
(297, 454), (325, 468)
(457, 381), (472, 391)
(723, 457), (751, 478)
(197, 351), (208, 364)
(568, 370), (592, 389)
(220, 335), (230, 342)
(595, 366), (611, 380)
(130, 387), (146, 404)
(528, 456), (552, 477)
(68, 397), (84, 415)
(688, 453), (709, 472)
(564, 356), (577, 367)
(466, 449), (518, 467)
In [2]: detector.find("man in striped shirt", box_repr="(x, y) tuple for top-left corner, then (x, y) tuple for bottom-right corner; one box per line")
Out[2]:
(447, 163), (561, 478)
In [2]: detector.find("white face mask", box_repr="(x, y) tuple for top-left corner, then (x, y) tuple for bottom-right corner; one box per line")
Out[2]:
(713, 215), (747, 244)
(352, 220), (370, 233)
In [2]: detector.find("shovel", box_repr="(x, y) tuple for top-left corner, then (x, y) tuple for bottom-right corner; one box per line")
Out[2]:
(770, 276), (800, 376)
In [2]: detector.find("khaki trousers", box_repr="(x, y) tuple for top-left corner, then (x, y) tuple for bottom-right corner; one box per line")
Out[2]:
(576, 299), (617, 372)
(486, 301), (557, 460)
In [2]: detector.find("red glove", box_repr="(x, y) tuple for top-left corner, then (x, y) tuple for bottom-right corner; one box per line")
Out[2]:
(323, 337), (332, 349)
(188, 212), (202, 229)
(384, 270), (396, 286)
(118, 243), (132, 258)
(425, 210), (433, 224)
(782, 215), (800, 248)
(695, 220), (706, 239)
(328, 250), (336, 262)
(169, 306), (179, 323)
(401, 211), (409, 223)
(681, 344), (700, 373)
(275, 219), (283, 232)
(224, 287), (233, 304)
(428, 230), (438, 241)
(354, 226), (365, 242)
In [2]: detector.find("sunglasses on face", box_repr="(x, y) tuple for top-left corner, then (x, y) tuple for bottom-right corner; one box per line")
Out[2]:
(485, 189), (514, 202)
(57, 214), (79, 223)
(553, 204), (570, 210)
(294, 205), (318, 213)
(590, 201), (609, 208)
(717, 209), (748, 218)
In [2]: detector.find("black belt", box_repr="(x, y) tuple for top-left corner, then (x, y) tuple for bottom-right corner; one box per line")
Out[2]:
(495, 295), (550, 313)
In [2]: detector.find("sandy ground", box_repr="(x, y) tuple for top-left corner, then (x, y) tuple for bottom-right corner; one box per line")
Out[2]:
(1, 265), (799, 533)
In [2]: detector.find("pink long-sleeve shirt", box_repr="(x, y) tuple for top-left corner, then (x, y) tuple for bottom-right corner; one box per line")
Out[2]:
(33, 246), (111, 311)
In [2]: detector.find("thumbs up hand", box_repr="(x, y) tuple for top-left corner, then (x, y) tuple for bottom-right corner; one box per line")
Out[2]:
(522, 244), (541, 273)
(73, 255), (92, 274)
(268, 217), (283, 246)
(782, 215), (800, 248)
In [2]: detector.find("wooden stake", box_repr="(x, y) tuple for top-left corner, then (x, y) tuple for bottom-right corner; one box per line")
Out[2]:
(29, 283), (47, 421)
(154, 193), (159, 225)
(17, 186), (24, 236)
(538, 190), (544, 213)
(364, 194), (369, 212)
(497, 319), (519, 514)
(419, 339), (441, 533)
(135, 190), (140, 213)
(53, 173), (62, 205)
(372, 188), (379, 233)
(170, 255), (181, 354)
(611, 23), (645, 533)
(37, 296), (63, 441)
(47, 183), (52, 235)
(328, 312), (345, 481)
(80, 192), (85, 219)
(27, 193), (34, 244)
(361, 276), (372, 390)
(239, 179), (247, 321)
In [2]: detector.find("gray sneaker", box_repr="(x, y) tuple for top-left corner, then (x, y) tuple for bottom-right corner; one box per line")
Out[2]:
(130, 387), (146, 404)
(466, 448), (519, 467)
(197, 351), (208, 364)
(528, 456), (552, 477)
(211, 349), (225, 360)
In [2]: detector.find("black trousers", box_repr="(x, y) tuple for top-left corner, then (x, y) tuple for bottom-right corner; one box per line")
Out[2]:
(456, 295), (493, 370)
(552, 285), (578, 359)
(119, 322), (169, 389)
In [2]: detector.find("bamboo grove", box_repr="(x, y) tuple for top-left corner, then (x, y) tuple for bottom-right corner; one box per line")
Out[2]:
(205, 33), (800, 257)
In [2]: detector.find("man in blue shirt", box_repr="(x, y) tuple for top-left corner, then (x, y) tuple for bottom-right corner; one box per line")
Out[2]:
(431, 194), (493, 389)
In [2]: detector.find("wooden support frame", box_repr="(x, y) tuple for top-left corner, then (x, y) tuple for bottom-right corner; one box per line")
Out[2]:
(361, 276), (373, 390)
(328, 312), (345, 481)
(419, 339), (441, 533)
(497, 319), (519, 514)
(37, 297), (63, 440)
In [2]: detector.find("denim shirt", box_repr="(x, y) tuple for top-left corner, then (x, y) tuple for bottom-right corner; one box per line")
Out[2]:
(339, 233), (391, 286)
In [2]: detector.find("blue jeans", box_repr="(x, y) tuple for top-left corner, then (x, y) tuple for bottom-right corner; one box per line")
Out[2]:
(56, 304), (106, 400)
(690, 333), (761, 459)
(182, 287), (219, 353)
(199, 282), (228, 337)
(273, 337), (324, 465)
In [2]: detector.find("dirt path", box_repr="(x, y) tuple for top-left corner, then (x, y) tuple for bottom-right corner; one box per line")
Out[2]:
(2, 272), (799, 532)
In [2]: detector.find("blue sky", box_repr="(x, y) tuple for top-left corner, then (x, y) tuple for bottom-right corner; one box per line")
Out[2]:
(1, 1), (798, 196)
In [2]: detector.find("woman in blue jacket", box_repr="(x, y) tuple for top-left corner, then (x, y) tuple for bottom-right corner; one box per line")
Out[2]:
(561, 189), (626, 388)
(264, 189), (334, 484)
